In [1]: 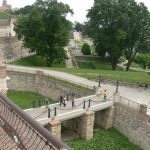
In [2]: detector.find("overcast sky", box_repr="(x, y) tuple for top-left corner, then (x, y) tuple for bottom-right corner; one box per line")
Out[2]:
(3, 0), (150, 23)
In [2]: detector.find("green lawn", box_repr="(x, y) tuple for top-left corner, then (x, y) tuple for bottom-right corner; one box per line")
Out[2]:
(66, 128), (142, 150)
(7, 90), (55, 109)
(50, 67), (150, 84)
(10, 55), (65, 68)
(76, 56), (113, 70)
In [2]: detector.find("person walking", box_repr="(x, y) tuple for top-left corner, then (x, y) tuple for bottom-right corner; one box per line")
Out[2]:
(103, 89), (108, 101)
(63, 95), (66, 107)
(59, 95), (64, 106)
(72, 95), (76, 108)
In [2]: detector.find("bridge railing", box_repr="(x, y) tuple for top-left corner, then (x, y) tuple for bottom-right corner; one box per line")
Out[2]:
(117, 95), (141, 110)
(0, 93), (71, 150)
(41, 95), (113, 119)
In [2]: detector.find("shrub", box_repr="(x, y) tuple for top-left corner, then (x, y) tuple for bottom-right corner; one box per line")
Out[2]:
(134, 54), (150, 69)
(81, 43), (91, 55)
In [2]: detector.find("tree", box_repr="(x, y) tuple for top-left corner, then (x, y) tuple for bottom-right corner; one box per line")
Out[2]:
(86, 0), (150, 71)
(81, 43), (91, 55)
(121, 0), (150, 71)
(14, 0), (73, 66)
(86, 0), (127, 70)
(74, 22), (84, 32)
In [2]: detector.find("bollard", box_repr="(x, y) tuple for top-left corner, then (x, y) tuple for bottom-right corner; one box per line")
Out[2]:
(83, 101), (86, 109)
(98, 75), (101, 87)
(32, 100), (35, 109)
(88, 99), (91, 108)
(67, 94), (69, 101)
(116, 80), (119, 93)
(48, 108), (51, 118)
(38, 98), (41, 107)
(54, 107), (57, 116)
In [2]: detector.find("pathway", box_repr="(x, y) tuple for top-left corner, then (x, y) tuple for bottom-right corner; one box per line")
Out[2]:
(7, 65), (150, 105)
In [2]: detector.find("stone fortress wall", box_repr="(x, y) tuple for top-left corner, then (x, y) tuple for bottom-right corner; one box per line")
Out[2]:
(0, 36), (29, 63)
(7, 70), (94, 100)
(113, 102), (150, 150)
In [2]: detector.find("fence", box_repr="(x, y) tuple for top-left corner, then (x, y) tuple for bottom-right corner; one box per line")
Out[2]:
(118, 96), (140, 110)
(97, 76), (149, 89)
(0, 93), (71, 150)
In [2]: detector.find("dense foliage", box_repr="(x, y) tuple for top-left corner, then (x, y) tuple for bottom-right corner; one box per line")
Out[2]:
(14, 0), (73, 66)
(81, 43), (91, 55)
(134, 54), (150, 69)
(86, 0), (150, 70)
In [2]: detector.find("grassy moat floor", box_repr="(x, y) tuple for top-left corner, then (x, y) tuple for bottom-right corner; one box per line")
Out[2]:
(65, 128), (142, 150)
(7, 90), (55, 109)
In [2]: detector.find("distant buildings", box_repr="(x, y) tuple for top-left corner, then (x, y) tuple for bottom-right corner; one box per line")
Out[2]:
(0, 0), (15, 37)
(0, 0), (11, 11)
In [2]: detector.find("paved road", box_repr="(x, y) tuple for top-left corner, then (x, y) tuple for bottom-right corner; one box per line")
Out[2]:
(7, 65), (150, 106)
(25, 95), (113, 125)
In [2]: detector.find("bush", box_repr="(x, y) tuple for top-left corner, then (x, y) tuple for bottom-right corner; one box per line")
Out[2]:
(81, 43), (91, 55)
(134, 54), (150, 69)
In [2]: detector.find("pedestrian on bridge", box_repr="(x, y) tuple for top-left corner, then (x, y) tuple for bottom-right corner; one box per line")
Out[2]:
(63, 95), (66, 107)
(103, 89), (108, 101)
(72, 94), (76, 108)
(60, 95), (64, 106)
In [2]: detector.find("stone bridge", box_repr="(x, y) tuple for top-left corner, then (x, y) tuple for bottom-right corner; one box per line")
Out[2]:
(25, 95), (114, 140)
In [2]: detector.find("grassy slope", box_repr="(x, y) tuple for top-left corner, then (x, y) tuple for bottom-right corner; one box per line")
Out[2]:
(66, 128), (142, 150)
(10, 55), (65, 68)
(7, 90), (55, 109)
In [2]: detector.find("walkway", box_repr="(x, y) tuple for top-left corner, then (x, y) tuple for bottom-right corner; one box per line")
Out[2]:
(25, 95), (113, 125)
(7, 65), (150, 105)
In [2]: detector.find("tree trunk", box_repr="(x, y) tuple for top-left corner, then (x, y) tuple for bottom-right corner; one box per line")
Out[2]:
(111, 62), (117, 70)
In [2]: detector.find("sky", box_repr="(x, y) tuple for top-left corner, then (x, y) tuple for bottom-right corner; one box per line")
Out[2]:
(2, 0), (150, 23)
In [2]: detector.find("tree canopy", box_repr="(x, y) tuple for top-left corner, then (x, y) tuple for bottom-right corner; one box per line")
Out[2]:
(86, 0), (150, 70)
(14, 0), (73, 66)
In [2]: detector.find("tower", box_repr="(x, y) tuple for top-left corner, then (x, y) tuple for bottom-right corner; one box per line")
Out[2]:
(2, 0), (7, 6)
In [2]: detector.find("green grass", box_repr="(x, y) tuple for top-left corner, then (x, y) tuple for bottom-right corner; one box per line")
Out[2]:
(0, 12), (10, 19)
(66, 128), (142, 150)
(10, 55), (65, 68)
(50, 68), (150, 84)
(7, 90), (55, 109)
(76, 56), (119, 70)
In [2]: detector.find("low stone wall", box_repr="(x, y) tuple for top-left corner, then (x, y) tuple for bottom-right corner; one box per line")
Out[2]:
(7, 70), (94, 100)
(113, 102), (150, 150)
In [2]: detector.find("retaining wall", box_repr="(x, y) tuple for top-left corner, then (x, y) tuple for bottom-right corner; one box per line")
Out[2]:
(113, 102), (150, 150)
(7, 70), (94, 100)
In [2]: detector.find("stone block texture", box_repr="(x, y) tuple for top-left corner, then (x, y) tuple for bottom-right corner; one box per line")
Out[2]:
(113, 102), (150, 150)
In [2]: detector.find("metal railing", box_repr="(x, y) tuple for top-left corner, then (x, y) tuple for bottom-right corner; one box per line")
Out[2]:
(116, 95), (140, 110)
(0, 93), (71, 150)
(97, 75), (149, 89)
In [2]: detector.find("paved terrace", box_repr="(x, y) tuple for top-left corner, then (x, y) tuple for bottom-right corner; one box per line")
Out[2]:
(25, 95), (113, 125)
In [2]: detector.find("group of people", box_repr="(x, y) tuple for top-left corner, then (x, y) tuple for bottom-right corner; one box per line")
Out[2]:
(96, 87), (108, 101)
